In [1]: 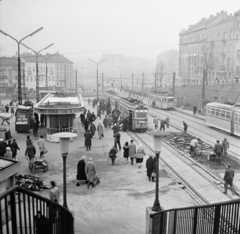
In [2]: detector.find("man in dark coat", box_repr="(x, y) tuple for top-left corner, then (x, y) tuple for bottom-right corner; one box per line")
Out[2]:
(87, 110), (91, 121)
(122, 117), (129, 132)
(90, 112), (96, 123)
(76, 156), (87, 186)
(11, 139), (20, 159)
(146, 155), (154, 181)
(84, 130), (92, 151)
(90, 122), (96, 136)
(83, 119), (89, 132)
(214, 140), (223, 164)
(25, 140), (36, 162)
(80, 113), (85, 125)
(0, 139), (7, 156)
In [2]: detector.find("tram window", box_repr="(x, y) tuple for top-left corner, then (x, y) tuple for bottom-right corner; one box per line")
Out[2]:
(206, 107), (210, 114)
(226, 111), (231, 120)
(211, 108), (216, 116)
(216, 109), (220, 117)
(168, 98), (174, 102)
(235, 113), (239, 123)
(220, 110), (226, 118)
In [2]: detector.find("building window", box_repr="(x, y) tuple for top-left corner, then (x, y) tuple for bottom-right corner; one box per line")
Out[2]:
(229, 44), (232, 52)
(237, 50), (240, 59)
(230, 30), (233, 39)
(212, 34), (215, 41)
(52, 76), (54, 81)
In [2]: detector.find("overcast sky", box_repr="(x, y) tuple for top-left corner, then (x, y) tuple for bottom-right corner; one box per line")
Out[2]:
(1, 0), (240, 64)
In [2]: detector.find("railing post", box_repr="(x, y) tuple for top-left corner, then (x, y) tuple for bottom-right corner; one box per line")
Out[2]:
(10, 190), (18, 234)
(192, 208), (198, 234)
(213, 205), (221, 234)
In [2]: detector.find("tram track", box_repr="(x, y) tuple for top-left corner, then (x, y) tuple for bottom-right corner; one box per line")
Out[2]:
(126, 129), (237, 206)
(148, 107), (240, 160)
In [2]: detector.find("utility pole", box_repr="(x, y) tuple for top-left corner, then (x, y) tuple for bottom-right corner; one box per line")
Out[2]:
(75, 70), (78, 94)
(154, 73), (157, 91)
(102, 73), (104, 93)
(172, 72), (176, 97)
(132, 74), (134, 92)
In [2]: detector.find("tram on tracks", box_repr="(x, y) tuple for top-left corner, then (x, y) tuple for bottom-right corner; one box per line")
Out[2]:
(205, 102), (240, 137)
(102, 91), (148, 131)
(148, 92), (174, 110)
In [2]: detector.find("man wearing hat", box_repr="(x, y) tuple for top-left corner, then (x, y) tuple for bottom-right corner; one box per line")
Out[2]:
(25, 140), (36, 162)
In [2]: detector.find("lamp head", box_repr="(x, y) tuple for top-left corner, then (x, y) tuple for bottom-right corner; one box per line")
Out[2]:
(0, 30), (8, 36)
(148, 131), (171, 153)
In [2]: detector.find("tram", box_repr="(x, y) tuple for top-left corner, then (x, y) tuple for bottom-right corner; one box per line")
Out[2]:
(148, 92), (174, 110)
(102, 91), (148, 131)
(205, 102), (240, 137)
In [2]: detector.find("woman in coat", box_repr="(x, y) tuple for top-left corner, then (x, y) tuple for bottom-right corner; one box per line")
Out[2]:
(37, 135), (45, 158)
(123, 141), (129, 164)
(222, 138), (229, 157)
(109, 146), (117, 166)
(129, 140), (136, 165)
(84, 130), (92, 151)
(97, 121), (104, 139)
(85, 158), (97, 189)
(146, 155), (154, 181)
(136, 144), (146, 168)
(76, 156), (87, 186)
(90, 122), (96, 136)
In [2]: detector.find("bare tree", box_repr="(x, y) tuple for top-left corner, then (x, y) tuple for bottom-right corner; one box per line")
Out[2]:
(156, 60), (167, 88)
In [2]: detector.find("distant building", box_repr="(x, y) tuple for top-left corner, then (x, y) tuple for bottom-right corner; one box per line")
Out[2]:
(20, 53), (74, 91)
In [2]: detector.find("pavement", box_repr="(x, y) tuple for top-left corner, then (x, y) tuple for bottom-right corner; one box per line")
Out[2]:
(1, 99), (194, 234)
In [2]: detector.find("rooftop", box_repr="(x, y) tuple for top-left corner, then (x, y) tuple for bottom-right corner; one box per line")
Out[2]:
(0, 57), (24, 66)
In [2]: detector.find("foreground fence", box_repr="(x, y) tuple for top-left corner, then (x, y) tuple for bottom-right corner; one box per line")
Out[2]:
(0, 186), (74, 234)
(151, 199), (240, 234)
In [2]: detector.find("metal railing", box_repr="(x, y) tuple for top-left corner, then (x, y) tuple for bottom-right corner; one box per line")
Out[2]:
(151, 198), (240, 234)
(0, 186), (74, 234)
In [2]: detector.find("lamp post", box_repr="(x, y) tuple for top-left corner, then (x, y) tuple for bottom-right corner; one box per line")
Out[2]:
(21, 43), (54, 102)
(40, 51), (59, 88)
(148, 131), (171, 211)
(0, 27), (43, 105)
(88, 58), (108, 97)
(52, 132), (77, 209)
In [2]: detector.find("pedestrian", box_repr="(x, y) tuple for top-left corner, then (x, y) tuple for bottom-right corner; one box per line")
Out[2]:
(193, 106), (197, 115)
(90, 122), (96, 137)
(85, 158), (97, 189)
(114, 132), (121, 150)
(49, 181), (60, 203)
(84, 129), (92, 151)
(222, 138), (229, 157)
(90, 112), (96, 123)
(213, 140), (223, 164)
(103, 116), (108, 129)
(5, 104), (9, 113)
(97, 121), (104, 139)
(107, 115), (113, 128)
(0, 139), (6, 157)
(37, 135), (45, 158)
(26, 135), (31, 146)
(76, 156), (87, 186)
(109, 146), (118, 166)
(87, 110), (91, 121)
(152, 100), (155, 108)
(136, 144), (146, 168)
(80, 113), (85, 125)
(83, 118), (89, 132)
(122, 117), (129, 131)
(129, 139), (137, 165)
(160, 119), (165, 131)
(223, 165), (236, 195)
(25, 140), (36, 163)
(11, 139), (20, 160)
(153, 116), (158, 129)
(146, 155), (154, 181)
(123, 141), (129, 164)
(7, 140), (12, 151)
(182, 121), (188, 133)
(97, 106), (101, 119)
(112, 123), (119, 137)
(189, 138), (201, 156)
(33, 118), (39, 137)
(165, 117), (170, 128)
(4, 147), (12, 159)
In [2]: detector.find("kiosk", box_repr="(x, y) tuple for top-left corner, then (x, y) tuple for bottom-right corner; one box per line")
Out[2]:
(15, 106), (32, 133)
(34, 92), (84, 142)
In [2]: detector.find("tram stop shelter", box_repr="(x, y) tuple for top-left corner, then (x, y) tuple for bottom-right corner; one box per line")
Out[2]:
(34, 92), (84, 142)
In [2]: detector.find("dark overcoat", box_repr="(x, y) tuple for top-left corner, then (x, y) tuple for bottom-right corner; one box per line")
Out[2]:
(146, 157), (154, 177)
(77, 160), (87, 181)
(84, 132), (92, 147)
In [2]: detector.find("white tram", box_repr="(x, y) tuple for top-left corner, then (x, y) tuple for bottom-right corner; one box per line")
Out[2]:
(205, 102), (240, 137)
(102, 91), (148, 131)
(148, 93), (174, 110)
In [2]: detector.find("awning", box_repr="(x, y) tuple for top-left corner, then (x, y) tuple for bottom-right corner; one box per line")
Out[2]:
(0, 113), (13, 121)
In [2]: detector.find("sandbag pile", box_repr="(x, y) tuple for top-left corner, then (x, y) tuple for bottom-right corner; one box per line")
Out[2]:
(15, 174), (49, 191)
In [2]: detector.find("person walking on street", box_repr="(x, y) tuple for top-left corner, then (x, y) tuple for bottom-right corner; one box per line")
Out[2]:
(112, 123), (119, 137)
(114, 132), (121, 151)
(109, 146), (118, 166)
(84, 130), (92, 151)
(97, 121), (104, 139)
(165, 117), (170, 128)
(123, 141), (129, 164)
(49, 181), (60, 203)
(193, 106), (197, 115)
(183, 121), (188, 133)
(85, 158), (97, 188)
(11, 139), (20, 160)
(214, 140), (223, 164)
(146, 155), (154, 181)
(160, 119), (165, 131)
(223, 165), (235, 195)
(37, 136), (45, 158)
(129, 140), (136, 165)
(222, 138), (229, 157)
(83, 118), (90, 132)
(90, 112), (96, 124)
(25, 140), (36, 163)
(136, 144), (146, 168)
(80, 113), (85, 125)
(87, 110), (91, 121)
(0, 139), (6, 157)
(103, 116), (108, 129)
(76, 156), (87, 186)
(26, 135), (31, 146)
(153, 116), (158, 129)
(90, 122), (96, 137)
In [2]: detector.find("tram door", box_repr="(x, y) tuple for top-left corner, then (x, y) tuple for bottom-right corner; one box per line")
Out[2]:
(129, 110), (133, 130)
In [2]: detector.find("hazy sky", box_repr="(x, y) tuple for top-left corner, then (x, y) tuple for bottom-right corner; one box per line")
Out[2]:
(1, 0), (240, 64)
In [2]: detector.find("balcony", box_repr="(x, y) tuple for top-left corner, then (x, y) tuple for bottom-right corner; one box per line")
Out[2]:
(0, 186), (74, 234)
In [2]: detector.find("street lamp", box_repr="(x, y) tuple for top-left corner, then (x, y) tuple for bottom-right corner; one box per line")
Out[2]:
(40, 51), (59, 88)
(52, 132), (77, 209)
(0, 27), (43, 105)
(148, 131), (171, 211)
(21, 42), (54, 102)
(88, 58), (108, 97)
